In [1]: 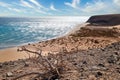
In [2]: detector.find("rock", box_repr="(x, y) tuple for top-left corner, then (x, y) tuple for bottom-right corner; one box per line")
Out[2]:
(73, 63), (77, 65)
(24, 62), (29, 67)
(107, 55), (118, 64)
(2, 78), (6, 80)
(33, 44), (35, 46)
(114, 51), (119, 55)
(3, 62), (8, 65)
(98, 63), (105, 67)
(99, 78), (104, 80)
(94, 40), (99, 44)
(28, 43), (30, 45)
(16, 70), (23, 73)
(6, 72), (13, 77)
(0, 64), (2, 68)
(116, 67), (120, 73)
(87, 14), (120, 26)
(88, 75), (96, 80)
(95, 72), (103, 77)
(82, 61), (87, 64)
(91, 66), (100, 70)
(89, 54), (94, 56)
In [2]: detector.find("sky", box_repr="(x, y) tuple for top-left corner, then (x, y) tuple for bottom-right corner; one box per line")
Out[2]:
(0, 0), (120, 17)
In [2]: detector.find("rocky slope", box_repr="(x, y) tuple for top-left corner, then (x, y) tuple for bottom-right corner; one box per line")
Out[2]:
(87, 14), (120, 26)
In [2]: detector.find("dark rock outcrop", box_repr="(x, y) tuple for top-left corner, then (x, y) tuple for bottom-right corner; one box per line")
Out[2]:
(69, 14), (120, 37)
(87, 14), (120, 26)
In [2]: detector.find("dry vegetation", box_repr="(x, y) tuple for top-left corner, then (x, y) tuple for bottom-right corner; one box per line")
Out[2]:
(12, 46), (79, 80)
(0, 40), (120, 80)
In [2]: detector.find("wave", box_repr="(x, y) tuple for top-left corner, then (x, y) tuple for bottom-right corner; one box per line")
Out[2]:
(0, 16), (89, 49)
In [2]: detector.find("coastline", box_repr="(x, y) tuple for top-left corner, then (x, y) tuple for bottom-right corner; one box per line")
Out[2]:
(0, 33), (119, 62)
(0, 21), (120, 62)
(0, 14), (120, 79)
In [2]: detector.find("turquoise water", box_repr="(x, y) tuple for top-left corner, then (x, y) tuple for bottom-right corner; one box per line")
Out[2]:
(0, 17), (89, 49)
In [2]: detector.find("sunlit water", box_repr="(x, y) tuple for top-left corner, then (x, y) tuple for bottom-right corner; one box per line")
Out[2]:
(0, 16), (89, 49)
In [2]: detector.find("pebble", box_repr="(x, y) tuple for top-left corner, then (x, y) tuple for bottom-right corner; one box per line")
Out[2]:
(6, 72), (13, 77)
(98, 63), (105, 67)
(94, 40), (99, 44)
(89, 75), (96, 80)
(16, 70), (23, 73)
(91, 66), (100, 70)
(82, 61), (87, 64)
(0, 64), (2, 68)
(24, 63), (29, 67)
(95, 72), (103, 77)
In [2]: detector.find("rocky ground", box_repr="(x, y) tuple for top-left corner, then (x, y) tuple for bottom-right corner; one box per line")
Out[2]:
(0, 36), (120, 80)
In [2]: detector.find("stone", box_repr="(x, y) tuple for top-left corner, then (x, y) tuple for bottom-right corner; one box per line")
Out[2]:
(82, 61), (87, 64)
(98, 63), (105, 67)
(95, 72), (103, 77)
(24, 63), (29, 67)
(91, 66), (100, 70)
(107, 56), (115, 64)
(6, 72), (13, 77)
(16, 70), (23, 73)
(89, 75), (96, 80)
(73, 63), (77, 65)
(94, 40), (99, 44)
(0, 64), (2, 68)
(99, 78), (104, 80)
(87, 14), (120, 26)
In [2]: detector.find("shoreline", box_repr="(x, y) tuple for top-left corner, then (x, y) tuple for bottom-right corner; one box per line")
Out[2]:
(0, 30), (69, 50)
(0, 36), (119, 62)
(0, 15), (120, 62)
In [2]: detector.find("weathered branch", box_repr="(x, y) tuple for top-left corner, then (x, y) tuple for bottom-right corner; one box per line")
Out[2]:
(12, 72), (41, 80)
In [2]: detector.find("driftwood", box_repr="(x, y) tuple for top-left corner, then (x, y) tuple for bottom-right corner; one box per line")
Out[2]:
(13, 46), (67, 80)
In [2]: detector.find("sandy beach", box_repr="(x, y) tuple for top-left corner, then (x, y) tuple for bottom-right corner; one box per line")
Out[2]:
(0, 36), (119, 62)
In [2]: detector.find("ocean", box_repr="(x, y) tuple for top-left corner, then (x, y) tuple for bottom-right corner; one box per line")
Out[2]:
(0, 16), (89, 49)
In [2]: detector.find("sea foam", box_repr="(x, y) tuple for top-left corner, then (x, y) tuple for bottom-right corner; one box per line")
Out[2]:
(0, 16), (89, 49)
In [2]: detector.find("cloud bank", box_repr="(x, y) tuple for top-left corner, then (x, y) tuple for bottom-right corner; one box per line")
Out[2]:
(0, 0), (119, 17)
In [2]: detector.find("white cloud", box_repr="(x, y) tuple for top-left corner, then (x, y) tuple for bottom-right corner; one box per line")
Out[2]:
(0, 2), (21, 13)
(20, 0), (48, 14)
(29, 0), (42, 7)
(113, 0), (120, 6)
(8, 8), (21, 12)
(0, 2), (10, 7)
(50, 3), (58, 11)
(20, 0), (33, 8)
(82, 1), (106, 13)
(35, 9), (47, 14)
(64, 0), (80, 9)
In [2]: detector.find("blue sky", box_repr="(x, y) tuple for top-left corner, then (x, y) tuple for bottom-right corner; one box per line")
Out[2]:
(0, 0), (120, 17)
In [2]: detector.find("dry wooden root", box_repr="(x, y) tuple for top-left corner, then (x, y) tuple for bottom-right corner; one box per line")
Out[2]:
(13, 46), (65, 80)
(12, 72), (41, 80)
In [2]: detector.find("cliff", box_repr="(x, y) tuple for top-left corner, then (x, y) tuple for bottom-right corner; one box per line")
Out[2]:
(87, 14), (120, 26)
(70, 14), (120, 37)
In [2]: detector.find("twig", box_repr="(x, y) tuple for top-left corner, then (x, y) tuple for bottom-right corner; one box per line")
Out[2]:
(20, 46), (56, 70)
(12, 72), (41, 80)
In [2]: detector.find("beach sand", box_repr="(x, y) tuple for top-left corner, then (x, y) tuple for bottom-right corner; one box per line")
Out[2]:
(0, 47), (29, 62)
(0, 35), (119, 62)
